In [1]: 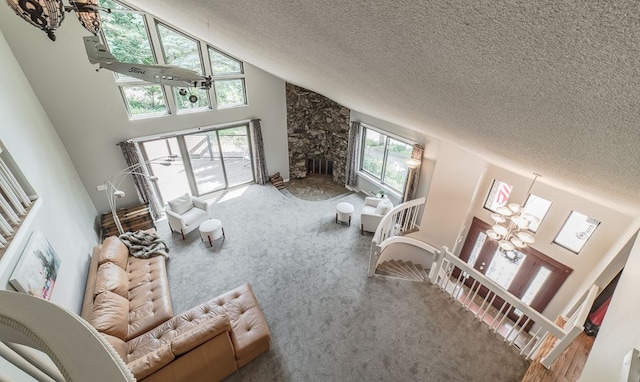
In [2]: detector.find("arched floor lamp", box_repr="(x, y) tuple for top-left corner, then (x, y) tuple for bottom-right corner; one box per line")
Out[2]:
(104, 156), (174, 235)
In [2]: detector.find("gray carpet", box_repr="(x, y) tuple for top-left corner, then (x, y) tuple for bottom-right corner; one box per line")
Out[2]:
(155, 184), (529, 382)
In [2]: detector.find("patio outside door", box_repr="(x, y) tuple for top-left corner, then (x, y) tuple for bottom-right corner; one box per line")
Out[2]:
(140, 124), (254, 204)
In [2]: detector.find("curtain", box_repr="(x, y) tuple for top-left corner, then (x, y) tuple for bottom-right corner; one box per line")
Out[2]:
(250, 119), (269, 185)
(401, 144), (424, 203)
(345, 121), (361, 187)
(118, 140), (163, 220)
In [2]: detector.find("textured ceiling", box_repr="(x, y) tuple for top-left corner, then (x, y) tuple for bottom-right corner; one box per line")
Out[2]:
(130, 0), (640, 213)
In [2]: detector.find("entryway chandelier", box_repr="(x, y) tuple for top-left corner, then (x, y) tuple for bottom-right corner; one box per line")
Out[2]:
(5, 0), (105, 41)
(486, 173), (541, 262)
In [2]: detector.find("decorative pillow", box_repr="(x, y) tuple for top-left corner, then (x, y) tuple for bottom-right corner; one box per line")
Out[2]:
(94, 262), (129, 298)
(168, 193), (193, 215)
(90, 291), (129, 340)
(375, 199), (393, 215)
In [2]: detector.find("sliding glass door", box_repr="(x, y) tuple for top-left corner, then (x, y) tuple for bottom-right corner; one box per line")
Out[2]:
(141, 138), (189, 204)
(184, 131), (226, 195)
(140, 123), (254, 204)
(218, 126), (253, 187)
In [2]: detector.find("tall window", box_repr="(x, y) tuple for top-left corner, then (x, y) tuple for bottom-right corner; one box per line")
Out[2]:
(360, 127), (413, 193)
(98, 0), (168, 118)
(208, 48), (246, 108)
(97, 0), (247, 117)
(157, 23), (210, 111)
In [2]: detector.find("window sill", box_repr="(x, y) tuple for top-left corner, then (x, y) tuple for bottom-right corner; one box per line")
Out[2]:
(357, 171), (402, 200)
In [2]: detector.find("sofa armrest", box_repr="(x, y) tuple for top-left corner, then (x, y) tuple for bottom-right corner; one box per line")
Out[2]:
(171, 314), (232, 355)
(191, 196), (212, 218)
(127, 344), (175, 381)
(164, 208), (184, 229)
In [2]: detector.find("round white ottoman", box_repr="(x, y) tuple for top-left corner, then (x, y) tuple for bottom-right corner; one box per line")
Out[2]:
(199, 219), (225, 247)
(335, 202), (354, 226)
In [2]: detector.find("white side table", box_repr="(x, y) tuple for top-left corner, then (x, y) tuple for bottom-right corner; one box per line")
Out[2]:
(335, 202), (354, 226)
(199, 219), (225, 247)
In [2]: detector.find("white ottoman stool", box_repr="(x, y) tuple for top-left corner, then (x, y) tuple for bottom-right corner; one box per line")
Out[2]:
(335, 202), (354, 226)
(199, 219), (225, 247)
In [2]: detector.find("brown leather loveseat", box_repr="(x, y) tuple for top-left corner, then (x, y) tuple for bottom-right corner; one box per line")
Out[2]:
(81, 236), (271, 381)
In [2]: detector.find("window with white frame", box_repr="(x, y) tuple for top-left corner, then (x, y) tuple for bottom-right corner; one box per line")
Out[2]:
(554, 211), (600, 253)
(208, 47), (246, 108)
(359, 126), (413, 194)
(97, 0), (247, 117)
(484, 179), (513, 212)
(156, 23), (211, 111)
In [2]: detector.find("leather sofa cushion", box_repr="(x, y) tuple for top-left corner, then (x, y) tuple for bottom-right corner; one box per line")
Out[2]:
(99, 237), (129, 270)
(90, 291), (129, 340)
(127, 344), (175, 381)
(127, 300), (228, 360)
(126, 256), (173, 340)
(211, 284), (271, 367)
(95, 262), (128, 298)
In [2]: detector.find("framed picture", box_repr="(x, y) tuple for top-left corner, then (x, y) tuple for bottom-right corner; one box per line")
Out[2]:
(10, 231), (61, 300)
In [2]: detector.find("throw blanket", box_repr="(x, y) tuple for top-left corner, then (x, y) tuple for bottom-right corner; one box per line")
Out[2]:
(119, 230), (169, 259)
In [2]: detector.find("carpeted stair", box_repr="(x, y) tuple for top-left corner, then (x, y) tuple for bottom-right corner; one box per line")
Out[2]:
(375, 259), (429, 282)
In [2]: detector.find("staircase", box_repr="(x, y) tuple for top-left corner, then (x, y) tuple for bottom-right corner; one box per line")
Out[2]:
(375, 260), (429, 282)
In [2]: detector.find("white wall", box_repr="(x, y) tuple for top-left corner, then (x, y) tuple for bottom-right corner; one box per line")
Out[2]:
(0, 30), (98, 312)
(0, 4), (289, 216)
(580, 233), (640, 381)
(416, 141), (488, 250)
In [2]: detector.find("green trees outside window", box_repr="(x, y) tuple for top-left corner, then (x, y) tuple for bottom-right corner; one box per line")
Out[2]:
(97, 0), (247, 117)
(360, 127), (413, 193)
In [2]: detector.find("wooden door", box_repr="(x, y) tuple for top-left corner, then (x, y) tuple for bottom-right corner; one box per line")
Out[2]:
(457, 217), (573, 325)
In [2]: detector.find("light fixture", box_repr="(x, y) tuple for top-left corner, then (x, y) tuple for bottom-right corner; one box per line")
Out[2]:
(486, 173), (541, 263)
(66, 0), (106, 35)
(103, 156), (174, 235)
(6, 0), (66, 41)
(6, 0), (109, 40)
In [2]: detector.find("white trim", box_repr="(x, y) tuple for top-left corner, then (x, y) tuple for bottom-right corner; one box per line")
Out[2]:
(134, 119), (253, 142)
(358, 122), (418, 146)
(0, 197), (43, 280)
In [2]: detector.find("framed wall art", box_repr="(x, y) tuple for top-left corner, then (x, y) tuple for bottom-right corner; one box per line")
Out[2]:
(9, 231), (61, 300)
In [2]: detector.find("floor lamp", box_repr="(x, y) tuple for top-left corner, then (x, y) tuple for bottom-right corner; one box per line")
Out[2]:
(103, 156), (174, 235)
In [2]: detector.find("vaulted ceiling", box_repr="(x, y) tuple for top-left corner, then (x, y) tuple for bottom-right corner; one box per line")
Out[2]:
(16, 1), (640, 213)
(128, 0), (640, 213)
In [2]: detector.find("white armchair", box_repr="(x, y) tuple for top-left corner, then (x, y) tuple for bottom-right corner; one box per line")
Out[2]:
(360, 197), (394, 235)
(164, 193), (212, 239)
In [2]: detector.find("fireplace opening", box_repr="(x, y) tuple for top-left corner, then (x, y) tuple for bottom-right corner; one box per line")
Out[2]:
(307, 158), (333, 176)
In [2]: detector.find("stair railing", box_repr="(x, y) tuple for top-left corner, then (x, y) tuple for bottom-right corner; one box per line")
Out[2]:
(368, 197), (426, 276)
(430, 246), (598, 367)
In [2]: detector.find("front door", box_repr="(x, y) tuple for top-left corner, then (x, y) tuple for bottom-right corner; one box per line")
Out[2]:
(458, 217), (573, 323)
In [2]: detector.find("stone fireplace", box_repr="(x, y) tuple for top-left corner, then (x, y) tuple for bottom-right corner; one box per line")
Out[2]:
(286, 83), (350, 185)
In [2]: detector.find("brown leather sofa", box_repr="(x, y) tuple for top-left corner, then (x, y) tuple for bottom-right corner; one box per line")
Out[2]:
(81, 236), (271, 381)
